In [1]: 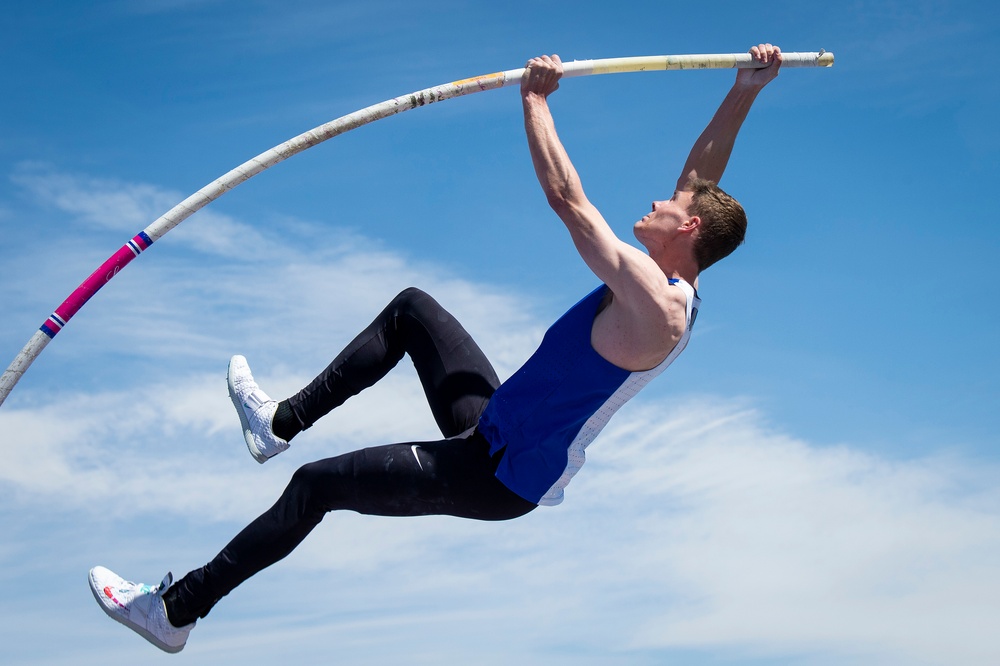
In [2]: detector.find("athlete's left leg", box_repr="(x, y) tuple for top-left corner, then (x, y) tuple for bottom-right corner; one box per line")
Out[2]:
(161, 430), (533, 626)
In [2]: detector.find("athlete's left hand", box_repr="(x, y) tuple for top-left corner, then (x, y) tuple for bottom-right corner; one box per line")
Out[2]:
(736, 43), (782, 89)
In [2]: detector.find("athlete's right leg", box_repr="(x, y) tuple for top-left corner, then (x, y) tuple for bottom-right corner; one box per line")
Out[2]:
(232, 288), (501, 462)
(286, 287), (500, 438)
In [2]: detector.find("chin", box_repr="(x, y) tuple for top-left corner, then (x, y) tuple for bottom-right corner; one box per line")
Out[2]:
(633, 223), (647, 244)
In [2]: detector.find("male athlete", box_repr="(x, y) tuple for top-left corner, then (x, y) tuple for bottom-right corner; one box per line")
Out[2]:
(89, 44), (782, 652)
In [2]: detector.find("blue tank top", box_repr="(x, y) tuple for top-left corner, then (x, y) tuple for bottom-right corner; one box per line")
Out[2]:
(478, 279), (699, 505)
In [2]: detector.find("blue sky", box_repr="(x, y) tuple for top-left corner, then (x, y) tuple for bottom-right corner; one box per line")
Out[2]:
(1, 1), (998, 664)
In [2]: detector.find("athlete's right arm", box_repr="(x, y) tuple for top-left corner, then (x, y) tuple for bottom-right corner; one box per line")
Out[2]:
(521, 55), (667, 301)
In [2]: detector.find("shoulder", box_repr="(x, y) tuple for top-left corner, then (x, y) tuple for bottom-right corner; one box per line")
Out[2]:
(593, 276), (690, 371)
(613, 262), (689, 325)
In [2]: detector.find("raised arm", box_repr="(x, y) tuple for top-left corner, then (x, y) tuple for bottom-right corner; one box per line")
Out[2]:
(676, 43), (782, 192)
(522, 56), (623, 277)
(521, 55), (664, 295)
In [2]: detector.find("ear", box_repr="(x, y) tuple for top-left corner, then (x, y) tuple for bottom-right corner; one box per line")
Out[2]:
(680, 215), (701, 233)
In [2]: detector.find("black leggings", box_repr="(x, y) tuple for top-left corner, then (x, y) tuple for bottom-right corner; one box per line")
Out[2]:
(163, 288), (535, 625)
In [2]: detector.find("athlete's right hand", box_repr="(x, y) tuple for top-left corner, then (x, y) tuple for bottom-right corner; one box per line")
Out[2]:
(521, 54), (563, 99)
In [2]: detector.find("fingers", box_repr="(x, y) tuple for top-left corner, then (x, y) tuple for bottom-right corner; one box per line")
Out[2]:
(522, 54), (563, 96)
(749, 43), (782, 65)
(737, 42), (782, 88)
(524, 54), (563, 75)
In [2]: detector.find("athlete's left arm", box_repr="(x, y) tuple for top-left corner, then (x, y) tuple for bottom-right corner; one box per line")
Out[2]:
(675, 43), (782, 191)
(521, 55), (670, 311)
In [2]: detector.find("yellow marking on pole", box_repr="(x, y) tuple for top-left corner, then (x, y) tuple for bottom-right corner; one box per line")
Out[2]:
(450, 72), (506, 87)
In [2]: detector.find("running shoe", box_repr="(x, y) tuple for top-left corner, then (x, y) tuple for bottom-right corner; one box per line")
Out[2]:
(88, 566), (194, 653)
(228, 354), (289, 463)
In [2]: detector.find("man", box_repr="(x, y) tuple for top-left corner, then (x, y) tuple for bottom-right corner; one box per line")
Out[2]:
(89, 44), (782, 653)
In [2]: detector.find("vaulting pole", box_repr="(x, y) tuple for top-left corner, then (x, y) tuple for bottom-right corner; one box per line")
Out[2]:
(0, 50), (833, 407)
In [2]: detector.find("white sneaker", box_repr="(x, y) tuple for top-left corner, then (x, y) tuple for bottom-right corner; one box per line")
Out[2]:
(228, 354), (289, 463)
(89, 566), (194, 653)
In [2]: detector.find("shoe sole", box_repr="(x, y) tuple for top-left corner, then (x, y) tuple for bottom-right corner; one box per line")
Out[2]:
(227, 356), (268, 464)
(88, 569), (185, 654)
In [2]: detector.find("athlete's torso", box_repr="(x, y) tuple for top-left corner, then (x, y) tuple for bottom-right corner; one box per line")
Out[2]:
(478, 279), (700, 505)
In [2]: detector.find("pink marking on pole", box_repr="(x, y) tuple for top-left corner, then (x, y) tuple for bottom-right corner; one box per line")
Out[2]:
(49, 233), (153, 331)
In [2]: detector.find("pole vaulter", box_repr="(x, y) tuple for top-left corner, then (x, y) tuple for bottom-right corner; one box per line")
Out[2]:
(0, 50), (833, 408)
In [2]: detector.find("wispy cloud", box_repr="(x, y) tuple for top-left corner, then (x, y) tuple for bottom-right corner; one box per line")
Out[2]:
(3, 387), (998, 664)
(10, 163), (274, 259)
(2, 169), (998, 665)
(602, 400), (1000, 664)
(5, 165), (544, 376)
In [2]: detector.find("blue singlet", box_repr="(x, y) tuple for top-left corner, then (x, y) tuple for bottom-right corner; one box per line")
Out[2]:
(477, 279), (699, 505)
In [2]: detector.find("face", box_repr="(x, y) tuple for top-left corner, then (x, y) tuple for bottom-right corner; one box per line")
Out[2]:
(633, 190), (696, 248)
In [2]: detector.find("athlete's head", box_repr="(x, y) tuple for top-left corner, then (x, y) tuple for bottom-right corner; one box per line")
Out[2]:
(685, 178), (747, 272)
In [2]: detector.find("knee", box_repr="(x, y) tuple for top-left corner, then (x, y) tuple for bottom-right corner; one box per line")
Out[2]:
(391, 287), (430, 312)
(285, 460), (345, 515)
(289, 460), (324, 489)
(390, 287), (445, 325)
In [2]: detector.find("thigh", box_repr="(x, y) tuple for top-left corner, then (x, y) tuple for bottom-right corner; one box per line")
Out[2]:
(288, 288), (499, 436)
(394, 288), (501, 437)
(302, 432), (535, 521)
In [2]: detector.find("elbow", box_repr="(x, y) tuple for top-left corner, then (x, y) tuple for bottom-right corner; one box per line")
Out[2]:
(544, 183), (583, 216)
(546, 191), (572, 215)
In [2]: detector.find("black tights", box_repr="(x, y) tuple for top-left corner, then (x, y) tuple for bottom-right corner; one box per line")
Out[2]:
(163, 288), (535, 625)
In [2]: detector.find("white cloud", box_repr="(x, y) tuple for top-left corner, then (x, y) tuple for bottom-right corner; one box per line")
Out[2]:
(5, 165), (545, 379)
(10, 164), (274, 259)
(4, 388), (998, 665)
(2, 170), (998, 665)
(596, 400), (1000, 665)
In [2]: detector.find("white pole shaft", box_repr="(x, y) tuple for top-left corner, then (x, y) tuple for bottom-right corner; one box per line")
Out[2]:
(0, 50), (833, 408)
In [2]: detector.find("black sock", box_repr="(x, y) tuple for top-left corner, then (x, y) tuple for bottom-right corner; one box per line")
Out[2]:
(271, 400), (301, 442)
(161, 585), (199, 628)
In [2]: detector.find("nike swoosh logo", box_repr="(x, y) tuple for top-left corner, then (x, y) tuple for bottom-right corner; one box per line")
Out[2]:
(410, 444), (424, 471)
